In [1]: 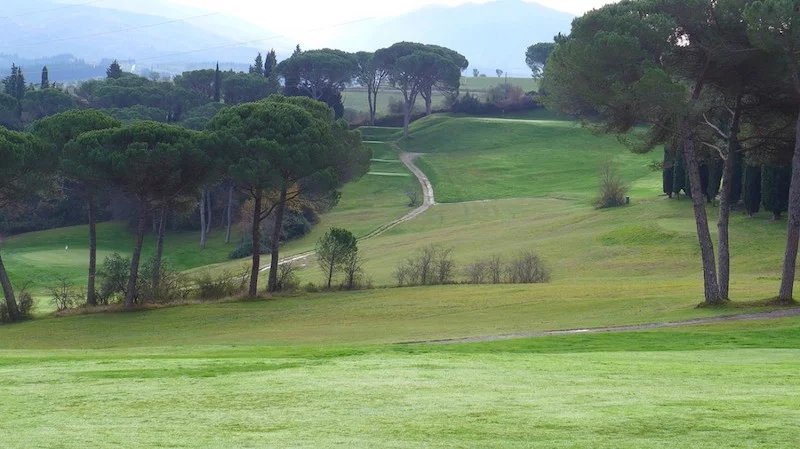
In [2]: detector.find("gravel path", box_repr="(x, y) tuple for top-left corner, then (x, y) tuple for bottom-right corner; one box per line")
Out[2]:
(396, 307), (800, 344)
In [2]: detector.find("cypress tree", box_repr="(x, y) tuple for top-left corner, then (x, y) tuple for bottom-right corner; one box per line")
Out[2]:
(214, 63), (221, 103)
(264, 49), (277, 78)
(742, 164), (762, 217)
(761, 165), (791, 220)
(106, 60), (122, 79)
(672, 154), (687, 197)
(13, 67), (25, 102)
(729, 137), (743, 206)
(663, 147), (674, 198)
(706, 158), (723, 204)
(40, 66), (49, 89)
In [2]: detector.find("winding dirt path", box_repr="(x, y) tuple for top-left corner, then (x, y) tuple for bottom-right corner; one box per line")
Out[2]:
(260, 150), (434, 272)
(397, 307), (800, 345)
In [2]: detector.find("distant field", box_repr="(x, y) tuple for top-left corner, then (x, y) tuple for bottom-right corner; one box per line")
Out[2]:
(343, 76), (538, 116)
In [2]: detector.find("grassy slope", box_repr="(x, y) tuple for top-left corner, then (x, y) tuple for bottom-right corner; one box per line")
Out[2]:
(1, 114), (799, 447)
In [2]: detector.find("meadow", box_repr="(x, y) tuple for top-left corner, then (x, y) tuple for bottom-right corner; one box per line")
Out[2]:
(1, 111), (799, 447)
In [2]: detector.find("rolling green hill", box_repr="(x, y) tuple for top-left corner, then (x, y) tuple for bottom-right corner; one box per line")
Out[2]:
(1, 113), (798, 448)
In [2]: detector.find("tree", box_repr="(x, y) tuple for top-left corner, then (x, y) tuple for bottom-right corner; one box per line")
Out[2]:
(762, 165), (791, 220)
(0, 92), (21, 129)
(663, 148), (674, 198)
(222, 73), (276, 104)
(41, 66), (49, 89)
(71, 122), (212, 308)
(542, 0), (754, 305)
(315, 228), (358, 288)
(278, 48), (358, 114)
(106, 60), (123, 79)
(743, 163), (762, 217)
(745, 0), (800, 301)
(378, 42), (468, 137)
(525, 42), (556, 78)
(174, 69), (217, 101)
(0, 128), (56, 321)
(264, 49), (278, 78)
(34, 110), (122, 307)
(355, 51), (390, 125)
(250, 53), (264, 75)
(21, 88), (75, 123)
(496, 69), (504, 78)
(473, 68), (480, 78)
(214, 63), (221, 103)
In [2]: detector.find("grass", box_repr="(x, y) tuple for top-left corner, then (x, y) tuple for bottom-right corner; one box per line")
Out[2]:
(1, 113), (799, 447)
(0, 317), (798, 448)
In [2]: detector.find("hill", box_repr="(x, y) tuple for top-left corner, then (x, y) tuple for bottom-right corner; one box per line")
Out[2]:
(329, 0), (574, 76)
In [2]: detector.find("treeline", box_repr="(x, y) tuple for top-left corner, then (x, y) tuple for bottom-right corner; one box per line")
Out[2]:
(540, 0), (800, 305)
(0, 95), (371, 322)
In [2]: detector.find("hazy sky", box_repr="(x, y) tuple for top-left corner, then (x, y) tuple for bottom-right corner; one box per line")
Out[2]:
(167, 0), (613, 42)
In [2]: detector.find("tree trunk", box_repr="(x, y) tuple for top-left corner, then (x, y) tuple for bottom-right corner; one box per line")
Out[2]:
(152, 207), (167, 293)
(778, 109), (800, 302)
(402, 101), (411, 138)
(268, 184), (288, 293)
(248, 189), (263, 297)
(327, 254), (335, 289)
(205, 190), (212, 237)
(225, 184), (233, 244)
(684, 136), (723, 305)
(124, 205), (148, 310)
(86, 190), (98, 307)
(717, 98), (742, 301)
(199, 189), (207, 249)
(0, 251), (19, 321)
(424, 96), (432, 116)
(368, 85), (376, 126)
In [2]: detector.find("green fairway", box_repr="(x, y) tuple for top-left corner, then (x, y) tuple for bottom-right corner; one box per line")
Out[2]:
(1, 317), (798, 448)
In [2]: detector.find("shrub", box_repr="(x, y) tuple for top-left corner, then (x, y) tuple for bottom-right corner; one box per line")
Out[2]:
(394, 245), (455, 286)
(507, 251), (550, 284)
(595, 161), (628, 209)
(272, 263), (299, 293)
(464, 261), (488, 284)
(97, 252), (130, 305)
(138, 257), (190, 304)
(195, 266), (248, 301)
(49, 277), (82, 311)
(0, 283), (35, 323)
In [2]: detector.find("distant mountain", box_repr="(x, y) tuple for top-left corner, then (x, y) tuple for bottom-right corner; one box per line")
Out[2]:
(0, 0), (288, 79)
(328, 0), (574, 77)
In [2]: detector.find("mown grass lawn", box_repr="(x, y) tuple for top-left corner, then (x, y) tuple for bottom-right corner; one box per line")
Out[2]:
(1, 317), (798, 448)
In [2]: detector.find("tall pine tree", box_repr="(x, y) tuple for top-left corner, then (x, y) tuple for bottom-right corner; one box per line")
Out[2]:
(214, 63), (221, 103)
(250, 53), (264, 75)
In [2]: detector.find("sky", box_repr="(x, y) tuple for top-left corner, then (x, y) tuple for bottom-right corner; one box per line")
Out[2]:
(165, 0), (614, 43)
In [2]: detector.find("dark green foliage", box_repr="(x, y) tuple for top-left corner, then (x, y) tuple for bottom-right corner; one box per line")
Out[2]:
(264, 50), (278, 78)
(228, 211), (314, 259)
(250, 53), (264, 75)
(743, 164), (762, 216)
(315, 227), (358, 288)
(662, 148), (674, 197)
(761, 165), (791, 220)
(40, 66), (49, 89)
(278, 48), (358, 115)
(106, 60), (123, 79)
(525, 42), (556, 78)
(20, 88), (75, 122)
(672, 154), (687, 197)
(0, 92), (21, 129)
(106, 105), (169, 123)
(221, 72), (275, 104)
(179, 102), (226, 130)
(214, 63), (221, 102)
(174, 69), (217, 101)
(729, 141), (744, 205)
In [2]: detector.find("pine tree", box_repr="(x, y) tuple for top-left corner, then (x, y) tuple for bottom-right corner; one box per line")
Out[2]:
(743, 164), (762, 217)
(106, 60), (122, 79)
(214, 62), (221, 103)
(3, 64), (18, 97)
(761, 165), (791, 220)
(250, 53), (264, 75)
(40, 66), (49, 89)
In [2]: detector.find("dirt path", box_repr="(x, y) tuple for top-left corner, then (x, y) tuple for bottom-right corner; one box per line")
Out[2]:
(260, 150), (434, 272)
(396, 307), (800, 345)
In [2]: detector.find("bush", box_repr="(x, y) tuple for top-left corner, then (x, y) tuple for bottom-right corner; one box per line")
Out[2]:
(49, 277), (82, 311)
(0, 283), (35, 323)
(507, 251), (550, 284)
(195, 266), (249, 301)
(595, 161), (629, 209)
(97, 253), (130, 305)
(138, 257), (190, 304)
(395, 245), (455, 286)
(272, 263), (299, 293)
